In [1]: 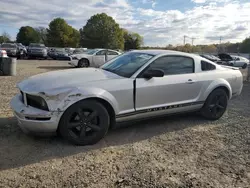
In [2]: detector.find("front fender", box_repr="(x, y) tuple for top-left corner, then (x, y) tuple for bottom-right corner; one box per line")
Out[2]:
(40, 87), (120, 114)
(203, 79), (232, 100)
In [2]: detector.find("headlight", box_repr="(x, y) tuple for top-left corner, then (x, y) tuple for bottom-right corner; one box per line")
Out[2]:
(26, 94), (49, 111)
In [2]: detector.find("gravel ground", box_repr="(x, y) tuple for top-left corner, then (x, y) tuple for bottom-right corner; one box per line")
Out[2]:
(0, 60), (249, 188)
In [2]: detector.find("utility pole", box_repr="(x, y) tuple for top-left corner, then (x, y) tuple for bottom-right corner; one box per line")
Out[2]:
(184, 35), (187, 45)
(191, 37), (196, 46)
(220, 36), (222, 44)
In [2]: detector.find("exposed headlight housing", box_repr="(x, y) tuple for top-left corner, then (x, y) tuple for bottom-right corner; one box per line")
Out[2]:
(26, 94), (49, 111)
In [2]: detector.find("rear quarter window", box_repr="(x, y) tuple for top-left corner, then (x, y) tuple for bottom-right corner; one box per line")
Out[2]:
(201, 60), (216, 71)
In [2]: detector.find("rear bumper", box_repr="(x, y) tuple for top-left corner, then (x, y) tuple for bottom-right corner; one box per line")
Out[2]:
(10, 94), (62, 134)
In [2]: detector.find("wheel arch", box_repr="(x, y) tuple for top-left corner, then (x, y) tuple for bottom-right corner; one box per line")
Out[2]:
(57, 96), (117, 130)
(204, 79), (232, 101)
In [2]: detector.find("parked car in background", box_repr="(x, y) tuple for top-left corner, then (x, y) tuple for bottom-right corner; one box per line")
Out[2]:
(0, 50), (8, 57)
(0, 43), (26, 59)
(48, 48), (72, 61)
(11, 50), (243, 145)
(70, 49), (89, 60)
(27, 43), (48, 59)
(64, 48), (75, 55)
(218, 53), (249, 68)
(230, 55), (249, 68)
(69, 48), (121, 68)
(200, 54), (221, 63)
(16, 43), (27, 56)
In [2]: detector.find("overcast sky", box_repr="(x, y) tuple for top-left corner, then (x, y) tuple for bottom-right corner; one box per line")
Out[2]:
(0, 0), (250, 46)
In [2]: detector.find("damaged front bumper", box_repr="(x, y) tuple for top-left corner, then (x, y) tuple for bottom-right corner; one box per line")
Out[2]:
(10, 94), (63, 134)
(68, 60), (78, 67)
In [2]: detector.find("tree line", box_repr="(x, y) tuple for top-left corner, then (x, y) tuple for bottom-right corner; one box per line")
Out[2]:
(0, 12), (249, 53)
(0, 13), (143, 51)
(142, 38), (250, 54)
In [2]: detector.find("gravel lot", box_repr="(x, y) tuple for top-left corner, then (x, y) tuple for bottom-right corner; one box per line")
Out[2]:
(0, 60), (249, 188)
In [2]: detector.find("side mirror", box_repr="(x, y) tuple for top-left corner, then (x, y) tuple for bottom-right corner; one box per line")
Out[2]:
(143, 69), (164, 79)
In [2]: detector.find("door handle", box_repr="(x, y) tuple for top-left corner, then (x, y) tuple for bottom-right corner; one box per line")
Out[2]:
(185, 79), (196, 84)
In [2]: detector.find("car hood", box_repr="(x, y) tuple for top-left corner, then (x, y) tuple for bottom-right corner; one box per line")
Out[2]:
(18, 68), (122, 93)
(218, 53), (233, 61)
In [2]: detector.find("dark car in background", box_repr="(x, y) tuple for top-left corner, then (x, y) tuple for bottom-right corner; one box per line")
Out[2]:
(200, 54), (221, 63)
(0, 43), (26, 59)
(48, 48), (72, 61)
(218, 53), (249, 68)
(27, 43), (48, 59)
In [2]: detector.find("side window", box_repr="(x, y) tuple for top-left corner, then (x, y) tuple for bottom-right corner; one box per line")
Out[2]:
(96, 50), (106, 55)
(201, 60), (216, 71)
(107, 50), (118, 55)
(149, 56), (194, 75)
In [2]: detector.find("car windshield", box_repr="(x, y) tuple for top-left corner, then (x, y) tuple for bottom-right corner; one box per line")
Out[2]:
(101, 52), (154, 78)
(29, 44), (45, 47)
(1, 43), (15, 48)
(73, 49), (87, 54)
(86, 49), (100, 55)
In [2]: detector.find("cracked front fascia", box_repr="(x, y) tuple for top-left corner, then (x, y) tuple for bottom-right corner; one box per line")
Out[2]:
(23, 86), (119, 114)
(37, 88), (92, 112)
(37, 88), (77, 112)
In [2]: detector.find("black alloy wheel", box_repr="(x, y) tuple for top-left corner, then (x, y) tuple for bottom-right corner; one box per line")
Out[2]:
(201, 89), (228, 120)
(78, 59), (89, 68)
(59, 100), (110, 145)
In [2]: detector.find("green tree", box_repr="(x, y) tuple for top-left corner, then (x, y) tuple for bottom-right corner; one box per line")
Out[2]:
(192, 45), (201, 53)
(47, 18), (80, 47)
(80, 13), (124, 49)
(240, 37), (250, 53)
(36, 27), (48, 45)
(123, 29), (143, 50)
(0, 32), (11, 43)
(16, 26), (40, 46)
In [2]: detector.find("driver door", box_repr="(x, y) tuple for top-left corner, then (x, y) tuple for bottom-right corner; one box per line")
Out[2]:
(135, 55), (203, 114)
(93, 50), (107, 67)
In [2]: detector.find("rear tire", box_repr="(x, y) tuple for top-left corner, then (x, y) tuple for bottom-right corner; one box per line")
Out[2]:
(201, 89), (228, 120)
(59, 100), (110, 145)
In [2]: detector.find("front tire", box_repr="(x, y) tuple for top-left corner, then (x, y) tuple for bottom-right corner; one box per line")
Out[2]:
(78, 59), (89, 68)
(242, 63), (247, 69)
(201, 89), (228, 120)
(59, 100), (110, 145)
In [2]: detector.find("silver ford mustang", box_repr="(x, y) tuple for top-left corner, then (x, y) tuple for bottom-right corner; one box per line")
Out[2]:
(10, 50), (243, 145)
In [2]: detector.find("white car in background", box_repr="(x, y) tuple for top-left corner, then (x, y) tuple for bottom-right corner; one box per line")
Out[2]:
(229, 55), (249, 68)
(69, 49), (121, 68)
(0, 50), (8, 57)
